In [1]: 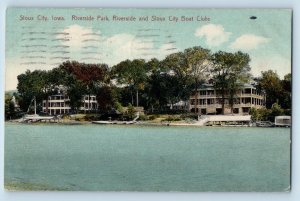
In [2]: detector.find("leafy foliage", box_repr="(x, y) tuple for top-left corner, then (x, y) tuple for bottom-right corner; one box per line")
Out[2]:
(211, 51), (251, 114)
(5, 94), (15, 120)
(14, 46), (291, 118)
(111, 59), (147, 107)
(250, 103), (286, 122)
(126, 103), (136, 119)
(257, 70), (291, 109)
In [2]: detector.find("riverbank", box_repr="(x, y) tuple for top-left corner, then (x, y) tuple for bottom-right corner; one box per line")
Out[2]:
(7, 113), (291, 127)
(6, 114), (277, 127)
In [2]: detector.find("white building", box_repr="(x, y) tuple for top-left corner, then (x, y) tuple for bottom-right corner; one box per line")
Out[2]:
(80, 95), (98, 112)
(189, 83), (266, 115)
(42, 94), (71, 115)
(42, 94), (98, 115)
(168, 100), (189, 110)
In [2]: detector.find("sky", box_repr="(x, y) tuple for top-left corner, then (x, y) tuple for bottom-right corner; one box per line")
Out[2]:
(5, 8), (292, 91)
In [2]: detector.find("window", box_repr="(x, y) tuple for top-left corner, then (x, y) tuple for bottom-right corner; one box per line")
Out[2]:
(245, 98), (251, 104)
(244, 88), (251, 94)
(207, 90), (214, 96)
(242, 107), (249, 113)
(200, 99), (205, 105)
(207, 99), (214, 105)
(233, 108), (239, 114)
(200, 91), (206, 95)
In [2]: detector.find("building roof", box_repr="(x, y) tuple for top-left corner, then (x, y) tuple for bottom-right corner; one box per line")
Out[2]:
(198, 83), (257, 90)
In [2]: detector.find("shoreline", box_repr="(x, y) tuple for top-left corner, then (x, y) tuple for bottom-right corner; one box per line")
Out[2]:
(5, 114), (290, 128)
(5, 120), (289, 128)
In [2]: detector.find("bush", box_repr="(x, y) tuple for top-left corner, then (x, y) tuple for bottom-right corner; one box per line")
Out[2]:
(115, 102), (124, 113)
(148, 114), (160, 120)
(250, 103), (286, 122)
(250, 107), (271, 121)
(83, 115), (101, 121)
(61, 114), (71, 119)
(165, 115), (181, 121)
(180, 113), (198, 120)
(126, 103), (136, 120)
(138, 114), (149, 121)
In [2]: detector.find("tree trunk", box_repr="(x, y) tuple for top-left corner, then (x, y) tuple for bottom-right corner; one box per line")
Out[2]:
(46, 98), (49, 114)
(34, 97), (37, 115)
(221, 89), (225, 115)
(88, 94), (90, 112)
(230, 95), (234, 114)
(195, 78), (199, 114)
(136, 89), (139, 107)
(131, 90), (134, 105)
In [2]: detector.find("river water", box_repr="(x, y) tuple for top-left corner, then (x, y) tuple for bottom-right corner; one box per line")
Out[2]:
(4, 123), (291, 191)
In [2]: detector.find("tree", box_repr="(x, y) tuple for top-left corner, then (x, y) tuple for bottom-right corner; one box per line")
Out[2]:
(144, 68), (188, 113)
(281, 73), (291, 109)
(144, 72), (164, 112)
(256, 71), (291, 110)
(162, 47), (211, 113)
(145, 58), (162, 74)
(59, 61), (110, 112)
(112, 59), (147, 107)
(17, 70), (53, 113)
(162, 51), (192, 102)
(144, 58), (169, 112)
(184, 47), (211, 113)
(66, 78), (86, 112)
(5, 94), (15, 120)
(16, 61), (111, 114)
(96, 85), (117, 112)
(257, 70), (283, 109)
(211, 51), (251, 114)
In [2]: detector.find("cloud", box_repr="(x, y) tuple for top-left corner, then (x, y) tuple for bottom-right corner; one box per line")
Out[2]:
(102, 34), (180, 65)
(59, 24), (102, 49)
(101, 33), (155, 65)
(195, 24), (231, 47)
(53, 24), (183, 67)
(230, 34), (270, 51)
(58, 25), (180, 66)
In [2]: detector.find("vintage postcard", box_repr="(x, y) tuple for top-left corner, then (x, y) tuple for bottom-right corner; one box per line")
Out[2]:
(5, 8), (291, 191)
